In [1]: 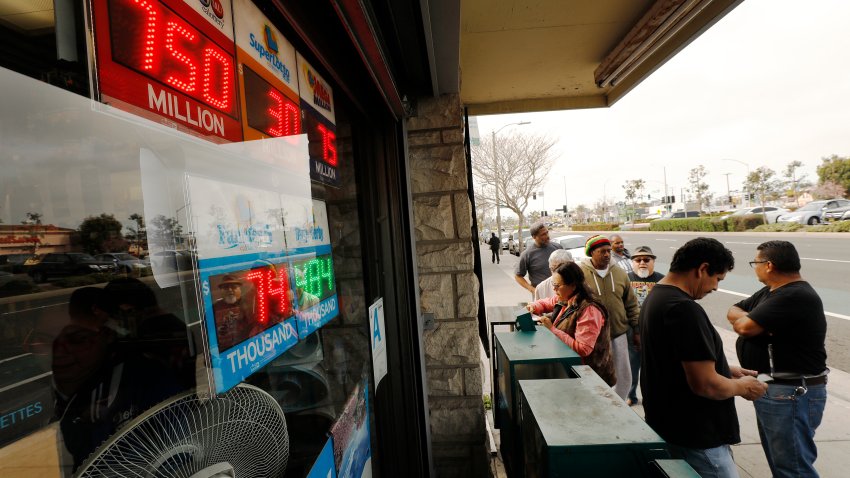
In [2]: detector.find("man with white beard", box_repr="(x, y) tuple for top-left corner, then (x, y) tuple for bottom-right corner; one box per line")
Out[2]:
(626, 246), (665, 405)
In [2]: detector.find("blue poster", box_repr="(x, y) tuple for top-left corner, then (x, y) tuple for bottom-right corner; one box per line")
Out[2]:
(307, 437), (337, 478)
(331, 379), (372, 478)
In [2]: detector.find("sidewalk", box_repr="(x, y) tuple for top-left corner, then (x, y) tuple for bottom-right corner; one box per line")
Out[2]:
(478, 247), (850, 478)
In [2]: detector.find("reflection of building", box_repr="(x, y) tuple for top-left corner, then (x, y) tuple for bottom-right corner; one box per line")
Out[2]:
(0, 225), (75, 256)
(0, 1), (747, 476)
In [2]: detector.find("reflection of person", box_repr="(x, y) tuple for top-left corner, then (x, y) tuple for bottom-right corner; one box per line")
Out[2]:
(533, 249), (574, 300)
(514, 222), (562, 294)
(213, 274), (252, 350)
(293, 267), (320, 311)
(487, 232), (501, 264)
(527, 262), (615, 386)
(53, 284), (184, 472)
(641, 238), (767, 478)
(579, 235), (639, 400)
(727, 241), (827, 478)
(625, 246), (665, 406)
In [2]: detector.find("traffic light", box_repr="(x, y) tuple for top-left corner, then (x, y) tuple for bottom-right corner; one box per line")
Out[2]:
(532, 192), (537, 200)
(562, 205), (568, 213)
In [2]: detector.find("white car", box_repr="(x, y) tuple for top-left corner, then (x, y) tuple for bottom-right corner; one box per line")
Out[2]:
(722, 206), (789, 223)
(777, 199), (849, 225)
(552, 234), (587, 262)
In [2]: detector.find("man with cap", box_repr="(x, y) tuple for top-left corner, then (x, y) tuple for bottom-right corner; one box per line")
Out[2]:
(514, 222), (562, 295)
(625, 246), (665, 406)
(579, 235), (640, 399)
(533, 249), (574, 300)
(213, 274), (252, 350)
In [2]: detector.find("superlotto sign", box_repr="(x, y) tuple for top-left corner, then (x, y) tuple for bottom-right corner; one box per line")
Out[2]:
(92, 0), (242, 142)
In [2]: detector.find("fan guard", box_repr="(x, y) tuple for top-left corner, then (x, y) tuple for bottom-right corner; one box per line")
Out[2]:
(75, 384), (289, 478)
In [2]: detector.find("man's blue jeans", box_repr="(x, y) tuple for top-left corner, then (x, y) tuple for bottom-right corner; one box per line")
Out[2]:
(753, 382), (827, 478)
(668, 443), (739, 478)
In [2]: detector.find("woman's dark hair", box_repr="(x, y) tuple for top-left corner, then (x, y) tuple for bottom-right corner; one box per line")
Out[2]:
(554, 262), (594, 303)
(757, 240), (801, 272)
(669, 237), (735, 275)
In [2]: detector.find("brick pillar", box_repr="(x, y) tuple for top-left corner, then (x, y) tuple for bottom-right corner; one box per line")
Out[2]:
(406, 94), (489, 477)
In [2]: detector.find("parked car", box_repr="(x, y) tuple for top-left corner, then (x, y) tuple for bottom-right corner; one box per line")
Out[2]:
(823, 200), (850, 221)
(25, 252), (116, 282)
(508, 229), (532, 255)
(657, 210), (700, 220)
(500, 233), (512, 250)
(94, 252), (151, 273)
(777, 199), (850, 225)
(0, 253), (38, 273)
(554, 234), (587, 262)
(722, 206), (789, 223)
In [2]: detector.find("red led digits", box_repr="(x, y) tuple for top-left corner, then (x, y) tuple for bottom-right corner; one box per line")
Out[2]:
(247, 267), (293, 325)
(130, 0), (158, 71)
(266, 89), (300, 137)
(165, 21), (197, 93)
(317, 124), (337, 166)
(110, 0), (235, 115)
(203, 48), (232, 110)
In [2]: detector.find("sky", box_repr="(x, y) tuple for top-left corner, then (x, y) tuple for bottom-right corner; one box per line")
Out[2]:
(472, 0), (850, 214)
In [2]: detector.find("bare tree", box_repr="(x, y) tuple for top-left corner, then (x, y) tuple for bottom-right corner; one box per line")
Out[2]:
(688, 166), (711, 213)
(472, 132), (558, 251)
(622, 180), (645, 222)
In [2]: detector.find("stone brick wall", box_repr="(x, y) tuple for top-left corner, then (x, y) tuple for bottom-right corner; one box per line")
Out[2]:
(407, 94), (489, 477)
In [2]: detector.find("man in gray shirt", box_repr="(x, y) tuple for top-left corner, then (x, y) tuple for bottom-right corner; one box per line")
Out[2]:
(515, 222), (562, 295)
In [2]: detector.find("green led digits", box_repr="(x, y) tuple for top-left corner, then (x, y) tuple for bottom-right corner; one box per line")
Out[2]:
(293, 255), (335, 298)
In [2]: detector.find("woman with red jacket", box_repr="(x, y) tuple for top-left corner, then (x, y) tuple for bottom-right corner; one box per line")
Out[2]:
(526, 261), (616, 386)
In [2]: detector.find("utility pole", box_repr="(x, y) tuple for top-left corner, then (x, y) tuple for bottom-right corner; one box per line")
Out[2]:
(723, 173), (732, 207)
(563, 176), (569, 228)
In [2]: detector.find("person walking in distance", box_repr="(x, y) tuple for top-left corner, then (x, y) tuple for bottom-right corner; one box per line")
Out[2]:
(641, 238), (767, 478)
(578, 235), (639, 400)
(625, 245), (664, 406)
(727, 240), (828, 478)
(487, 232), (501, 264)
(514, 222), (562, 295)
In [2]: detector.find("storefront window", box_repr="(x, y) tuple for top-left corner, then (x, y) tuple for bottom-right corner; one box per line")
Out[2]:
(0, 2), (375, 476)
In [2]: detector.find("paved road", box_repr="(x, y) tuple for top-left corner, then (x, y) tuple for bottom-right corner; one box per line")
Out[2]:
(605, 231), (850, 372)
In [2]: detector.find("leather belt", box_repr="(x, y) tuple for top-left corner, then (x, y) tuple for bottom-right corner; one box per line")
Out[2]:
(770, 375), (827, 386)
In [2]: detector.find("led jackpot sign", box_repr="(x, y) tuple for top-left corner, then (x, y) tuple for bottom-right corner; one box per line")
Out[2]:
(292, 254), (335, 303)
(93, 0), (242, 142)
(304, 110), (339, 185)
(242, 66), (300, 138)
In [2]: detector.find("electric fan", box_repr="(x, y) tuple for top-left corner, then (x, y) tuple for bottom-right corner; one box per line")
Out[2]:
(75, 384), (289, 478)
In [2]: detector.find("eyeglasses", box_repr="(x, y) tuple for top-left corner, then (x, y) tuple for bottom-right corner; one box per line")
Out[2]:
(749, 260), (769, 268)
(633, 257), (653, 263)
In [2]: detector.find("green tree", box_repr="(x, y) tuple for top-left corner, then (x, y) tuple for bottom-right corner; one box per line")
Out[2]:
(79, 214), (128, 254)
(149, 215), (183, 247)
(816, 155), (850, 196)
(23, 212), (44, 254)
(783, 160), (806, 206)
(688, 166), (711, 212)
(745, 167), (781, 224)
(126, 213), (147, 255)
(622, 179), (645, 222)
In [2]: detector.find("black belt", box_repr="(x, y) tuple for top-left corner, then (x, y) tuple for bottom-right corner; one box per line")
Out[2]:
(770, 375), (827, 386)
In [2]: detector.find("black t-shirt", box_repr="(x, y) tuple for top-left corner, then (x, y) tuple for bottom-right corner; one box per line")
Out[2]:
(734, 281), (827, 375)
(640, 284), (740, 449)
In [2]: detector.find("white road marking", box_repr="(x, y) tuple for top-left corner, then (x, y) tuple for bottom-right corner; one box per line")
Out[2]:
(718, 288), (850, 321)
(800, 257), (850, 264)
(725, 241), (760, 245)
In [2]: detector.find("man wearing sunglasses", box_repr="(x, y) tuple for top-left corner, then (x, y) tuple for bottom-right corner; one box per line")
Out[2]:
(727, 240), (827, 478)
(625, 246), (664, 406)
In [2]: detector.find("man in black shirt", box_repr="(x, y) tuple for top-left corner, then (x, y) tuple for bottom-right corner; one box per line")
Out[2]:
(641, 238), (767, 478)
(727, 240), (827, 478)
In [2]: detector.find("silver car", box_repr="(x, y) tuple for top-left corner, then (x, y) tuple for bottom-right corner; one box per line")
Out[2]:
(777, 199), (849, 225)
